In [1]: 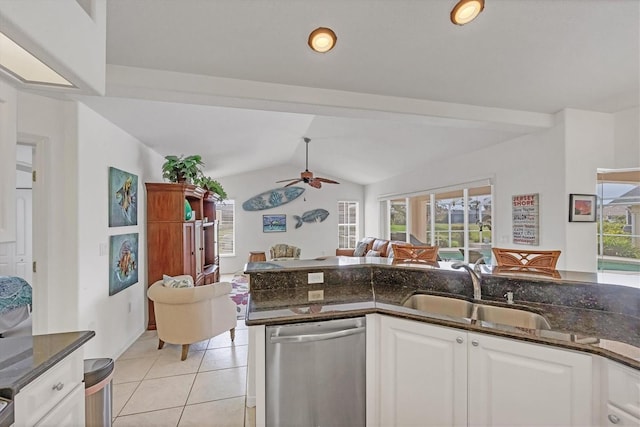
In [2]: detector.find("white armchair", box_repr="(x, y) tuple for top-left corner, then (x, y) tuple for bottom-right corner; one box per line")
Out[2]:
(147, 276), (237, 360)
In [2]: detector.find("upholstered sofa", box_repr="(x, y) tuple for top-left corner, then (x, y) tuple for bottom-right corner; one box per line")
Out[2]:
(336, 237), (442, 263)
(335, 237), (406, 258)
(270, 243), (301, 261)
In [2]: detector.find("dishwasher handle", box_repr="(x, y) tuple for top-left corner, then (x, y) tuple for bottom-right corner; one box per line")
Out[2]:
(269, 325), (365, 344)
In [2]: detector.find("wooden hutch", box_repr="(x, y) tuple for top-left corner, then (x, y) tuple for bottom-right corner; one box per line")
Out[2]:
(145, 182), (220, 329)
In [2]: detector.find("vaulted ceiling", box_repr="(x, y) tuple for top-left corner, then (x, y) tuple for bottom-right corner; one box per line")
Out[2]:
(75, 0), (639, 185)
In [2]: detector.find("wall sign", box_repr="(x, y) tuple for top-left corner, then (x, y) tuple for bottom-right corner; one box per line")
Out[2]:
(512, 193), (539, 246)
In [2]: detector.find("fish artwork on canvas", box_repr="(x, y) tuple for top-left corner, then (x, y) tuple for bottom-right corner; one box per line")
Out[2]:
(294, 209), (330, 229)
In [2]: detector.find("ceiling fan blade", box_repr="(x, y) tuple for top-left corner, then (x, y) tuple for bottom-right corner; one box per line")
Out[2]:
(316, 177), (340, 184)
(309, 179), (322, 189)
(276, 178), (300, 183)
(283, 180), (303, 187)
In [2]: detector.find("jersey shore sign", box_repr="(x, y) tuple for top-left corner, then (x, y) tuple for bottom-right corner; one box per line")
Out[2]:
(512, 193), (540, 245)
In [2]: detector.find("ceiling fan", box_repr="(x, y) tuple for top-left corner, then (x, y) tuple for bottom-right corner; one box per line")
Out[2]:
(276, 137), (340, 189)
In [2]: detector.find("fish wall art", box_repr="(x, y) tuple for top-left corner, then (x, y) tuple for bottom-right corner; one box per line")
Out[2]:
(109, 167), (138, 227)
(242, 186), (305, 211)
(109, 233), (139, 295)
(294, 209), (329, 229)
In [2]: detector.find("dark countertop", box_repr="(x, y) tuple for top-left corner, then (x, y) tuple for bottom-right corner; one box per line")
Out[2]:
(0, 331), (95, 427)
(245, 260), (640, 371)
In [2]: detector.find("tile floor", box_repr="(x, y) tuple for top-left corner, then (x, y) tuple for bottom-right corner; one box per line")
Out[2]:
(113, 272), (255, 427)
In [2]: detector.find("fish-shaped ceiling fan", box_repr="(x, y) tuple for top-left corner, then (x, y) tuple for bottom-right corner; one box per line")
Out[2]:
(276, 137), (340, 189)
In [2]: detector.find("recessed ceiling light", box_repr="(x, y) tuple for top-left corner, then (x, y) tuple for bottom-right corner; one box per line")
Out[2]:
(308, 27), (337, 53)
(0, 31), (74, 87)
(450, 0), (485, 25)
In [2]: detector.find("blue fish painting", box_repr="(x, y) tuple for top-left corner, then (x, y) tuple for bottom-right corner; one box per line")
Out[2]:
(242, 187), (305, 211)
(294, 209), (329, 229)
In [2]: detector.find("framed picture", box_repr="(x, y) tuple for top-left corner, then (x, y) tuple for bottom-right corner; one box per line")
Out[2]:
(569, 194), (596, 222)
(109, 233), (139, 295)
(109, 167), (138, 227)
(263, 214), (286, 233)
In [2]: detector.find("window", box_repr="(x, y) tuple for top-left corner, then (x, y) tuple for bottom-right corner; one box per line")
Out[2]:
(389, 198), (408, 242)
(338, 201), (359, 248)
(383, 181), (493, 262)
(597, 169), (640, 272)
(216, 200), (235, 256)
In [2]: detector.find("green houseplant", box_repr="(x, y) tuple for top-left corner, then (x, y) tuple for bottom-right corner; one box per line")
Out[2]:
(162, 154), (204, 183)
(196, 175), (227, 201)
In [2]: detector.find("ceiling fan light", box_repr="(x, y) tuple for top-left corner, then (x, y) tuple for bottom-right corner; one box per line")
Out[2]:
(308, 27), (337, 53)
(450, 0), (484, 25)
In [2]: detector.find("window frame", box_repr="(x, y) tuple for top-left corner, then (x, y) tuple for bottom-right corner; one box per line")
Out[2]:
(216, 200), (235, 257)
(337, 200), (360, 249)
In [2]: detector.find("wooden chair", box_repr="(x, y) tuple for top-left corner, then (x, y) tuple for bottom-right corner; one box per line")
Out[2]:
(390, 244), (440, 264)
(492, 248), (561, 271)
(459, 248), (484, 263)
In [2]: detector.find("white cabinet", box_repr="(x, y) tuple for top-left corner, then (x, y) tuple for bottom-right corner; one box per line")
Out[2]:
(369, 314), (594, 427)
(468, 332), (593, 426)
(602, 359), (640, 425)
(14, 348), (85, 427)
(374, 315), (467, 426)
(34, 382), (85, 427)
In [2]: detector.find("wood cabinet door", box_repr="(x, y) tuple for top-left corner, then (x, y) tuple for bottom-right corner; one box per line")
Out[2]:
(378, 316), (467, 427)
(468, 332), (593, 426)
(183, 222), (196, 279)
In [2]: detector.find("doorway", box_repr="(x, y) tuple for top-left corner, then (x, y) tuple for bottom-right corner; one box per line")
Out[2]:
(0, 143), (34, 336)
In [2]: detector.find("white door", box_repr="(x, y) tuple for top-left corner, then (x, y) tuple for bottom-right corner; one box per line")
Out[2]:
(0, 189), (32, 281)
(468, 332), (593, 426)
(14, 189), (32, 283)
(379, 316), (468, 427)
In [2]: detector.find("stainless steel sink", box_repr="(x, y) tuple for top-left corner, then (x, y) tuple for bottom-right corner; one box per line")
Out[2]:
(402, 294), (474, 318)
(402, 293), (551, 330)
(475, 304), (551, 330)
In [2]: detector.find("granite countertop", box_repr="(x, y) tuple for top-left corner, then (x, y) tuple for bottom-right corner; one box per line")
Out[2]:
(0, 331), (95, 427)
(245, 260), (640, 370)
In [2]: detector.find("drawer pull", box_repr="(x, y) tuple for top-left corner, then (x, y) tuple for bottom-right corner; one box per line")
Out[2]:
(52, 382), (64, 391)
(608, 414), (620, 424)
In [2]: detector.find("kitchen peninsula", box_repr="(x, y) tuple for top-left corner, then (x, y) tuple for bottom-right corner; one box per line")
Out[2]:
(245, 257), (640, 426)
(0, 331), (95, 427)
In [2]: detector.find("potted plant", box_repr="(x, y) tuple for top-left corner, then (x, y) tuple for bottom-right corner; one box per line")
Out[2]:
(162, 154), (204, 183)
(196, 175), (228, 201)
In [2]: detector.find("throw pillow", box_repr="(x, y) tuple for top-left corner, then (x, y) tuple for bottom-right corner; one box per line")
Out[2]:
(162, 274), (194, 288)
(365, 250), (381, 257)
(353, 241), (369, 257)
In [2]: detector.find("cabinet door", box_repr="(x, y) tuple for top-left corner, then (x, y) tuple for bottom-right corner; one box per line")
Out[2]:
(194, 220), (204, 277)
(379, 316), (467, 427)
(468, 332), (593, 426)
(183, 222), (196, 279)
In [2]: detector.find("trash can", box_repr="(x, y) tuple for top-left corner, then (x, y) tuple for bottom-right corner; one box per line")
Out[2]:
(84, 358), (114, 427)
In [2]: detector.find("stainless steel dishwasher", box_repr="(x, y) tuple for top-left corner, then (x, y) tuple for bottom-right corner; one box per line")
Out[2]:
(265, 316), (366, 427)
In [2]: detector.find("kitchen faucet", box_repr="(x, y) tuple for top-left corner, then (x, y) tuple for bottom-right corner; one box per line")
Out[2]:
(451, 257), (485, 300)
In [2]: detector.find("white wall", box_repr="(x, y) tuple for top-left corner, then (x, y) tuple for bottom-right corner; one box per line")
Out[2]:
(562, 109), (615, 272)
(17, 92), (164, 358)
(0, 81), (17, 243)
(76, 103), (164, 358)
(613, 107), (640, 168)
(216, 165), (364, 274)
(364, 108), (632, 273)
(0, 0), (106, 94)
